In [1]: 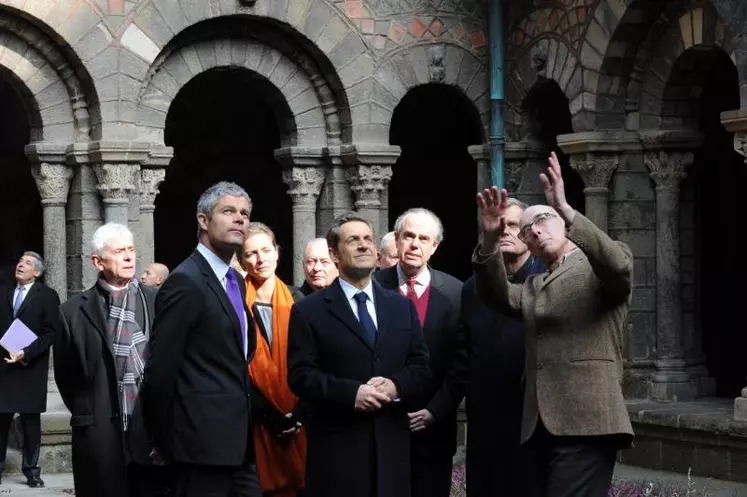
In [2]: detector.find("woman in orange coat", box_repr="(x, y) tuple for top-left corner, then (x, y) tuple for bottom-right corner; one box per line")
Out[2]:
(240, 222), (306, 497)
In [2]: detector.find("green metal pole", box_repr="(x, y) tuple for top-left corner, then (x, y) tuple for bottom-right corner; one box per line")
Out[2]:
(489, 0), (505, 189)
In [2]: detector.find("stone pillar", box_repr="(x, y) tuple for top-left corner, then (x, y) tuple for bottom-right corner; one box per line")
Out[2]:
(505, 139), (547, 206)
(558, 132), (640, 233)
(721, 110), (747, 419)
(90, 142), (151, 225)
(282, 167), (325, 286)
(468, 144), (491, 192)
(25, 143), (72, 301)
(138, 168), (166, 267)
(644, 148), (696, 402)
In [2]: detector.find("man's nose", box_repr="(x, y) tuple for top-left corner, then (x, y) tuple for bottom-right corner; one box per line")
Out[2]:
(314, 260), (324, 270)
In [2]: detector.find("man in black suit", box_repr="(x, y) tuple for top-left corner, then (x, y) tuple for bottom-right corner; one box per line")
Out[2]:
(55, 224), (167, 497)
(140, 181), (260, 497)
(374, 208), (467, 497)
(288, 213), (430, 497)
(0, 252), (59, 488)
(462, 198), (545, 497)
(298, 238), (337, 296)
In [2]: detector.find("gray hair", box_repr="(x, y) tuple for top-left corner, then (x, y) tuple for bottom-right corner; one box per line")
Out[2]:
(326, 213), (373, 251)
(91, 223), (134, 257)
(22, 251), (44, 276)
(393, 208), (444, 243)
(379, 231), (395, 252)
(506, 198), (527, 210)
(196, 181), (252, 238)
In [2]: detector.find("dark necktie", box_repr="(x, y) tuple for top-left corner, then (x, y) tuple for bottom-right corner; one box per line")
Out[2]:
(225, 268), (247, 358)
(353, 292), (377, 344)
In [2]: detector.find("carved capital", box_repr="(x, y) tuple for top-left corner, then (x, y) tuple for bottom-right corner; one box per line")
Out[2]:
(31, 163), (74, 205)
(139, 168), (166, 209)
(94, 163), (140, 202)
(570, 152), (619, 189)
(504, 159), (524, 194)
(644, 151), (692, 191)
(735, 132), (747, 160)
(346, 165), (393, 208)
(282, 167), (326, 205)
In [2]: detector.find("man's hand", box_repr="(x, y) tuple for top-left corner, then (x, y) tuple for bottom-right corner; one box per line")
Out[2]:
(4, 349), (25, 364)
(476, 186), (509, 252)
(541, 152), (575, 224)
(366, 376), (398, 400)
(408, 409), (434, 432)
(277, 413), (302, 439)
(355, 384), (392, 412)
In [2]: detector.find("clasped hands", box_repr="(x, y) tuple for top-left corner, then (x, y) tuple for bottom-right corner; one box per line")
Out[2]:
(355, 376), (398, 412)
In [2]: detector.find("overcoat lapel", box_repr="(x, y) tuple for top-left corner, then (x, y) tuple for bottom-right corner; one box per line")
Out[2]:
(325, 280), (375, 351)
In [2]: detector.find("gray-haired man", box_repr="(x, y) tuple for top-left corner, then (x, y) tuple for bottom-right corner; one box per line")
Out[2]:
(0, 252), (60, 488)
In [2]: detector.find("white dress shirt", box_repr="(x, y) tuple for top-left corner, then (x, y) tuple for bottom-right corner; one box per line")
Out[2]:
(338, 277), (378, 329)
(396, 264), (431, 298)
(196, 243), (249, 357)
(12, 280), (35, 311)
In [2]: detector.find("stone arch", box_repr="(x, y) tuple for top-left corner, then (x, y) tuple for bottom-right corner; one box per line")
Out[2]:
(0, 6), (99, 141)
(138, 37), (325, 146)
(504, 37), (581, 139)
(638, 5), (742, 129)
(127, 7), (363, 143)
(371, 43), (488, 145)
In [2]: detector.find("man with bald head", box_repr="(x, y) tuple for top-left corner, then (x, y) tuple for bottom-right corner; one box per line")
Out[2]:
(299, 238), (338, 296)
(140, 263), (169, 289)
(472, 152), (633, 497)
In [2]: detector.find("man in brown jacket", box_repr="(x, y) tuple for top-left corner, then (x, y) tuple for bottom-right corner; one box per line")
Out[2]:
(472, 152), (633, 497)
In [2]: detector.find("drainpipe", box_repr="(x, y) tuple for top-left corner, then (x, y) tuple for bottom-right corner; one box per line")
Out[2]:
(489, 0), (505, 189)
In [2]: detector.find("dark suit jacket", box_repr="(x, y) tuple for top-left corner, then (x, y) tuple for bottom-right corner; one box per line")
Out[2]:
(56, 282), (157, 497)
(287, 278), (430, 497)
(140, 250), (257, 467)
(0, 280), (60, 413)
(473, 212), (634, 444)
(373, 265), (467, 457)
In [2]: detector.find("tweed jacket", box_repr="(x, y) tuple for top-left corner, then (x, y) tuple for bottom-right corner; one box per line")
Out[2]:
(472, 212), (634, 445)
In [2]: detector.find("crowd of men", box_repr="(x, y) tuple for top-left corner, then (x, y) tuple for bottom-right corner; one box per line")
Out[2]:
(0, 152), (633, 497)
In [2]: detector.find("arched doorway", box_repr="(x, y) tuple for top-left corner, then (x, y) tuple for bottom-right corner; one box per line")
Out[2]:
(521, 77), (585, 213)
(0, 70), (42, 284)
(664, 47), (746, 398)
(155, 68), (294, 282)
(388, 83), (483, 281)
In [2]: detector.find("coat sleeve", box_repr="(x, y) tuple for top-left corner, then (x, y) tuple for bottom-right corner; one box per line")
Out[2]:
(388, 299), (430, 408)
(22, 288), (60, 363)
(472, 244), (523, 318)
(140, 272), (203, 447)
(287, 304), (362, 409)
(425, 311), (468, 422)
(54, 307), (80, 413)
(566, 212), (633, 304)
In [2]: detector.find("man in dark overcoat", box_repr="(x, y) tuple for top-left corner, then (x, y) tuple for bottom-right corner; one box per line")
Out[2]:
(55, 223), (168, 497)
(0, 251), (59, 488)
(288, 213), (430, 497)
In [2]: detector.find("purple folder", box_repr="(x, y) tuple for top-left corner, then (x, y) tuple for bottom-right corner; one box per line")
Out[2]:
(0, 319), (38, 355)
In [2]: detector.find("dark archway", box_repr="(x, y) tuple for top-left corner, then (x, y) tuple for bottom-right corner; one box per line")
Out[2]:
(155, 67), (294, 282)
(521, 77), (585, 213)
(668, 47), (746, 398)
(388, 83), (484, 281)
(0, 69), (42, 284)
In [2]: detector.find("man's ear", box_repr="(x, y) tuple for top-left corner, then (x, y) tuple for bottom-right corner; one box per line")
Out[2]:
(329, 247), (340, 265)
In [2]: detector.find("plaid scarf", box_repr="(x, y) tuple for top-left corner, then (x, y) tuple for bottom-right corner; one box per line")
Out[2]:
(97, 277), (148, 432)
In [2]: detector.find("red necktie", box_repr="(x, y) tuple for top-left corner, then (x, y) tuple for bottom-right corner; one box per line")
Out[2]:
(406, 278), (417, 301)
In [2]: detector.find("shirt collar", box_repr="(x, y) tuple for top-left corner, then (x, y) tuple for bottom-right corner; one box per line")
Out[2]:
(338, 277), (375, 304)
(17, 281), (35, 292)
(197, 243), (231, 282)
(396, 264), (431, 288)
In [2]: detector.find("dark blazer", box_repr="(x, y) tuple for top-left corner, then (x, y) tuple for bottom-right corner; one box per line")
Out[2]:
(140, 250), (257, 467)
(287, 278), (430, 497)
(373, 266), (467, 457)
(55, 283), (157, 497)
(0, 280), (60, 413)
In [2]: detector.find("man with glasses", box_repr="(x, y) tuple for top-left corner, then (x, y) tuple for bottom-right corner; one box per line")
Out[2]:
(472, 152), (634, 497)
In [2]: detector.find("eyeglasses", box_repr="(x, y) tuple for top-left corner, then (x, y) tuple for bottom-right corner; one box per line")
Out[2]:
(518, 212), (558, 242)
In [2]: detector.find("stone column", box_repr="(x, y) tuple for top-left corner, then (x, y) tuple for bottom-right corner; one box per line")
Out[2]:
(644, 149), (696, 402)
(282, 167), (325, 286)
(138, 168), (166, 267)
(721, 110), (747, 419)
(346, 164), (393, 239)
(468, 144), (491, 192)
(505, 139), (547, 206)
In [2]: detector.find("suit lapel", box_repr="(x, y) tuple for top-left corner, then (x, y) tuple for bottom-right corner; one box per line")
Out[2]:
(15, 282), (40, 319)
(538, 251), (583, 291)
(192, 251), (244, 356)
(80, 288), (115, 360)
(374, 266), (399, 292)
(326, 280), (374, 351)
(372, 281), (391, 348)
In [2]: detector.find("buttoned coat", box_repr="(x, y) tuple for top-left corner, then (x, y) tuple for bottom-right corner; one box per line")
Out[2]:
(472, 212), (634, 445)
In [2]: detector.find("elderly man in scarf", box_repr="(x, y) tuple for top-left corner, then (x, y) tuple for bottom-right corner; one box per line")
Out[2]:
(55, 223), (171, 497)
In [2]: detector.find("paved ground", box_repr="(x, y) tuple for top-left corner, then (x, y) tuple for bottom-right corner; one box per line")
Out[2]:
(0, 473), (73, 496)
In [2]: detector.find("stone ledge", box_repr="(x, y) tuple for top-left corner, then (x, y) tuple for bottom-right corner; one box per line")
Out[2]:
(626, 398), (747, 439)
